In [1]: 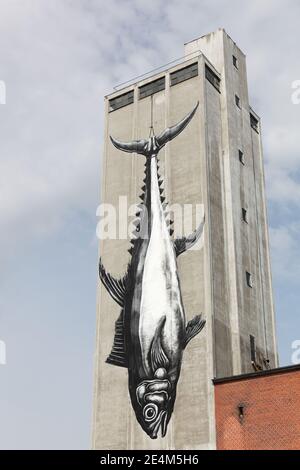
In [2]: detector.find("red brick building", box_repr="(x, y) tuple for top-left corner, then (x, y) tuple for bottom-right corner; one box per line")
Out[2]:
(214, 364), (300, 450)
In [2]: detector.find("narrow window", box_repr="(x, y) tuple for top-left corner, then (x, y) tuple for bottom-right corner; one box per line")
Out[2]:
(139, 77), (165, 100)
(170, 63), (198, 86)
(235, 94), (241, 108)
(250, 113), (259, 133)
(109, 90), (134, 112)
(242, 208), (248, 223)
(233, 55), (238, 69)
(250, 335), (256, 363)
(239, 149), (245, 165)
(246, 271), (253, 288)
(205, 65), (221, 92)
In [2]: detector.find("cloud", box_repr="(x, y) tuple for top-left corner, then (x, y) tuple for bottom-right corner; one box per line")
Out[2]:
(270, 223), (300, 283)
(0, 0), (177, 256)
(1, 0), (300, 250)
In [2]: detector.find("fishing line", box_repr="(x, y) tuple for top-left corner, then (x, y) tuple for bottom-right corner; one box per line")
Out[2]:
(149, 95), (155, 137)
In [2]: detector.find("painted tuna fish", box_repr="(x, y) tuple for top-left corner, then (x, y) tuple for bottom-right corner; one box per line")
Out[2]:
(99, 102), (205, 439)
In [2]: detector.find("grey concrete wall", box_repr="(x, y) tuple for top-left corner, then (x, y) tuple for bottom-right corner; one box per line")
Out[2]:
(92, 29), (278, 450)
(204, 64), (233, 379)
(186, 29), (278, 373)
(92, 58), (216, 450)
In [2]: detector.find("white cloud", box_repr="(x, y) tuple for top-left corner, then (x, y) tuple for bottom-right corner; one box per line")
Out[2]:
(270, 223), (300, 283)
(0, 0), (176, 255)
(1, 0), (300, 251)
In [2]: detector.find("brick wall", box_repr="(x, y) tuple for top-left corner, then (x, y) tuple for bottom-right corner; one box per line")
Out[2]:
(214, 366), (300, 450)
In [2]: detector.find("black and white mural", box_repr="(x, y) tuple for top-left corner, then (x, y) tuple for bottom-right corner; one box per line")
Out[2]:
(99, 102), (205, 439)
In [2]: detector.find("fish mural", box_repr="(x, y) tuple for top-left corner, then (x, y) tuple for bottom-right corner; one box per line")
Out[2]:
(99, 102), (205, 439)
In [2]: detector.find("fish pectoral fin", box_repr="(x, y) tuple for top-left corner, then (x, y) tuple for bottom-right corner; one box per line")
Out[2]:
(174, 215), (205, 257)
(150, 316), (170, 373)
(106, 309), (128, 368)
(99, 258), (128, 307)
(184, 314), (206, 349)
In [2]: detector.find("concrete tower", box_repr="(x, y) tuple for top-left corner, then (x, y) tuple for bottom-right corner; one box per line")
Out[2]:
(92, 29), (278, 450)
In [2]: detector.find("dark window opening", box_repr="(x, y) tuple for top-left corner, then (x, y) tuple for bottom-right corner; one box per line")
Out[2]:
(139, 77), (165, 100)
(250, 335), (256, 363)
(170, 63), (198, 86)
(233, 55), (238, 69)
(250, 113), (259, 133)
(239, 149), (245, 165)
(242, 208), (248, 223)
(205, 64), (221, 92)
(109, 91), (134, 112)
(246, 271), (253, 288)
(235, 94), (241, 108)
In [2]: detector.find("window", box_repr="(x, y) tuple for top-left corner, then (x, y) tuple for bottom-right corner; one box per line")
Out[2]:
(109, 91), (134, 112)
(239, 149), (245, 165)
(242, 208), (248, 223)
(233, 55), (238, 69)
(250, 335), (256, 363)
(205, 65), (221, 92)
(246, 271), (253, 288)
(235, 94), (241, 108)
(250, 113), (259, 133)
(139, 77), (165, 100)
(170, 63), (198, 86)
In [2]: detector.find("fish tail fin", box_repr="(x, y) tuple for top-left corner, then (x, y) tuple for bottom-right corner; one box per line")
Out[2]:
(156, 102), (199, 148)
(110, 136), (147, 156)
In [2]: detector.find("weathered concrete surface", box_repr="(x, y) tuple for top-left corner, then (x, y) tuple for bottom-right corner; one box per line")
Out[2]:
(92, 29), (277, 450)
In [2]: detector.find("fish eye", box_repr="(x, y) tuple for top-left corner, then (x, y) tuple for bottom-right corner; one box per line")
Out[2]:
(143, 404), (158, 422)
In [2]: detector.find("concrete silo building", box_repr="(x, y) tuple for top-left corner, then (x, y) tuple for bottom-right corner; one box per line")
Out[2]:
(92, 29), (278, 450)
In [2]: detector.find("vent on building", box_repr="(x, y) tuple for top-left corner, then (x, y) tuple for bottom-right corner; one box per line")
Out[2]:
(235, 94), (241, 108)
(250, 113), (259, 133)
(109, 91), (134, 112)
(170, 63), (198, 86)
(242, 208), (248, 223)
(139, 77), (165, 100)
(238, 404), (245, 422)
(246, 271), (253, 288)
(233, 55), (238, 69)
(239, 149), (245, 165)
(205, 65), (221, 92)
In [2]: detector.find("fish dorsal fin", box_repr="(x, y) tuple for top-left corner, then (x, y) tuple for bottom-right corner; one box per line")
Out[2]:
(106, 310), (128, 368)
(99, 258), (128, 307)
(184, 314), (206, 349)
(150, 316), (170, 373)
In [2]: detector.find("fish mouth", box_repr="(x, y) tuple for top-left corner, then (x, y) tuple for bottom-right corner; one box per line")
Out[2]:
(148, 410), (168, 439)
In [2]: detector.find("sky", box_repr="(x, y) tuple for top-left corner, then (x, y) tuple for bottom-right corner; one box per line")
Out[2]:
(0, 0), (299, 449)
